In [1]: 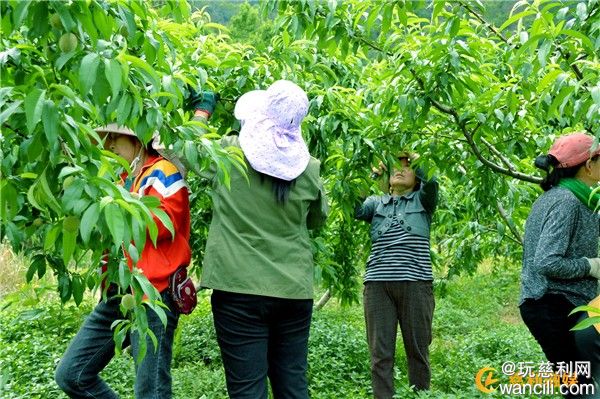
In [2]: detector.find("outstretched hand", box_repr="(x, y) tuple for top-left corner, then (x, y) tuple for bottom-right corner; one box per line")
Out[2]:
(186, 88), (219, 117)
(370, 161), (387, 179)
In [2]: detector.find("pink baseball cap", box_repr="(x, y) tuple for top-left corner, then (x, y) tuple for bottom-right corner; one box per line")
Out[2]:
(549, 132), (600, 168)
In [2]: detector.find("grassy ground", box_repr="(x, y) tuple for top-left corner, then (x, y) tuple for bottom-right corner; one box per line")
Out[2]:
(0, 246), (556, 398)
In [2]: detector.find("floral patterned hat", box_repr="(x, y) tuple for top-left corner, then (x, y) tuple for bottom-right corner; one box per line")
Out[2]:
(235, 80), (310, 181)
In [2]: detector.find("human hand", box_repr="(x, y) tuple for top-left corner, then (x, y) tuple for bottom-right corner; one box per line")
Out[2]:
(187, 88), (219, 117)
(587, 258), (600, 279)
(370, 161), (387, 179)
(397, 151), (420, 163)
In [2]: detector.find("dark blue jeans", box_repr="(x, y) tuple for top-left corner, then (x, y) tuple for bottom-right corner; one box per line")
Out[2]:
(55, 292), (179, 398)
(211, 290), (313, 399)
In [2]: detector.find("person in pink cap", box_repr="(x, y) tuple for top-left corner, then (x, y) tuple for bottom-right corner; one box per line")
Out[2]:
(194, 80), (328, 399)
(519, 131), (600, 398)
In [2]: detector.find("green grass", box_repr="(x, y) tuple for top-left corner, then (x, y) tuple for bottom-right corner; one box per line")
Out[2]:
(0, 262), (556, 398)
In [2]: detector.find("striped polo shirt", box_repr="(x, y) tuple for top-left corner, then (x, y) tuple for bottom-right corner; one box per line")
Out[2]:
(365, 216), (433, 282)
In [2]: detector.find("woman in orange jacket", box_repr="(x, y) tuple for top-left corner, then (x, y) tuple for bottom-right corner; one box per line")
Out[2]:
(55, 124), (191, 399)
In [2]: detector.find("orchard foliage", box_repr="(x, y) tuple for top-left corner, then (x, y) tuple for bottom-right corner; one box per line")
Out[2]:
(1, 0), (599, 318)
(0, 0), (250, 353)
(261, 0), (600, 302)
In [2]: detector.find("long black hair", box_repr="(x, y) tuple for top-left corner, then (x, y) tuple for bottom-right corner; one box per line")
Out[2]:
(258, 172), (296, 205)
(534, 154), (581, 191)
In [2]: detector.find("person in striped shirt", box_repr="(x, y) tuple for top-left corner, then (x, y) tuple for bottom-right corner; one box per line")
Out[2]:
(55, 124), (190, 399)
(355, 152), (439, 398)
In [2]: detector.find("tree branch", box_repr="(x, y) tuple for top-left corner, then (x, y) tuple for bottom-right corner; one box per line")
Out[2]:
(481, 137), (517, 172)
(409, 70), (543, 184)
(319, 6), (543, 183)
(496, 201), (524, 246)
(458, 2), (587, 85)
(457, 1), (509, 45)
(556, 47), (584, 80)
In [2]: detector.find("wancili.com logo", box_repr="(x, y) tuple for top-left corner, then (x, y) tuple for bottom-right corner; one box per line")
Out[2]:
(475, 361), (595, 396)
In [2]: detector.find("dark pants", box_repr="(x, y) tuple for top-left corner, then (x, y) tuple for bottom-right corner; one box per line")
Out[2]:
(363, 281), (435, 398)
(574, 313), (600, 395)
(211, 290), (313, 399)
(520, 293), (594, 398)
(55, 292), (179, 399)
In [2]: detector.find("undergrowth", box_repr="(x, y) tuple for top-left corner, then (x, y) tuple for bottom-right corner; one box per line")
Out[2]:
(0, 262), (554, 398)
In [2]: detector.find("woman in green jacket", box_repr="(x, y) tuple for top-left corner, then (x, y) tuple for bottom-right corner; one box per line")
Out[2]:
(195, 80), (328, 399)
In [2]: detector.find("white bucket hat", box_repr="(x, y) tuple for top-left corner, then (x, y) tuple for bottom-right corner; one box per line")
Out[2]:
(95, 123), (188, 177)
(235, 80), (310, 181)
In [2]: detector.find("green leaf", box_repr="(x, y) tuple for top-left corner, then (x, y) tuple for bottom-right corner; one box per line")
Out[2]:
(113, 320), (130, 352)
(559, 29), (594, 54)
(127, 242), (139, 264)
(135, 331), (148, 364)
(591, 86), (600, 105)
(12, 0), (30, 27)
(62, 219), (79, 266)
(58, 165), (84, 180)
(104, 58), (122, 98)
(498, 10), (536, 32)
(55, 3), (76, 32)
(548, 85), (574, 118)
(116, 94), (132, 126)
(104, 202), (125, 245)
(1, 182), (18, 221)
(93, 6), (113, 39)
(79, 53), (100, 95)
(571, 316), (600, 331)
(39, 169), (62, 214)
(152, 208), (174, 239)
(120, 54), (160, 87)
(146, 301), (167, 327)
(570, 305), (600, 316)
(118, 260), (132, 288)
(538, 69), (563, 92)
(381, 4), (392, 34)
(78, 7), (99, 46)
(576, 2), (587, 20)
(42, 100), (59, 144)
(24, 88), (45, 133)
(55, 50), (78, 70)
(58, 273), (72, 303)
(0, 100), (22, 124)
(131, 217), (147, 254)
(80, 203), (100, 244)
(44, 224), (61, 251)
(26, 256), (42, 283)
(72, 275), (84, 305)
(133, 272), (159, 301)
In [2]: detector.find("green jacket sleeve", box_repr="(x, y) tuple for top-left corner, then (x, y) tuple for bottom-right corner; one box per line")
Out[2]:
(307, 177), (328, 230)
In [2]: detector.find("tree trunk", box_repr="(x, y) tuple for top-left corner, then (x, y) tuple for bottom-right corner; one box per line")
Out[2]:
(314, 289), (331, 311)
